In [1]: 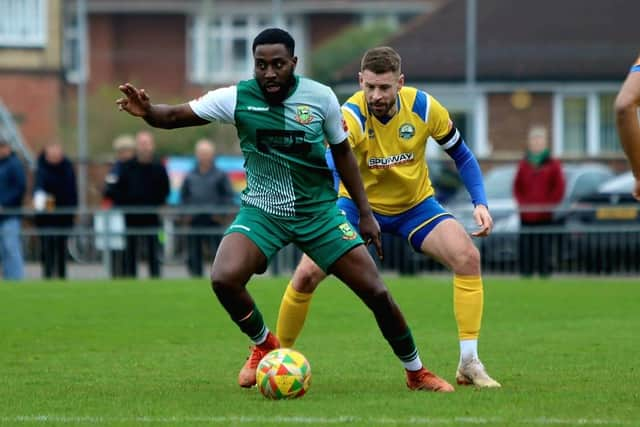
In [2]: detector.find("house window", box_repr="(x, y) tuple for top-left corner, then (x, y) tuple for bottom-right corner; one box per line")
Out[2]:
(598, 93), (621, 154)
(188, 14), (304, 84)
(0, 0), (47, 47)
(562, 96), (587, 155)
(361, 13), (399, 29)
(554, 92), (623, 156)
(63, 9), (88, 83)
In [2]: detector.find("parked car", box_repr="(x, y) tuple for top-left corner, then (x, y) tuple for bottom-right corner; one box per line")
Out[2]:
(445, 163), (615, 270)
(565, 171), (640, 273)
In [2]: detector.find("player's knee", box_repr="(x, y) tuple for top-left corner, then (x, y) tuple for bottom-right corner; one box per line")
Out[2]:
(451, 244), (481, 274)
(293, 264), (324, 293)
(364, 285), (394, 313)
(210, 267), (234, 294)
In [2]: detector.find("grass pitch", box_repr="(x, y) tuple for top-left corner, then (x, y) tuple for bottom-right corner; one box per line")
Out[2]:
(0, 276), (638, 426)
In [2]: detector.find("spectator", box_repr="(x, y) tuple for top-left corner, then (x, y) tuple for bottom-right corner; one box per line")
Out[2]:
(111, 130), (169, 278)
(33, 143), (78, 279)
(180, 139), (235, 277)
(513, 125), (565, 277)
(103, 134), (135, 208)
(0, 137), (26, 280)
(102, 134), (136, 277)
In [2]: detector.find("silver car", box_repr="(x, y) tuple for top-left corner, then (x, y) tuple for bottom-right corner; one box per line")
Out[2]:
(445, 163), (615, 269)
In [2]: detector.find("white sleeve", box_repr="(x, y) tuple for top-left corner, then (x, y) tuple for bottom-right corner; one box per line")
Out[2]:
(188, 86), (237, 124)
(323, 90), (349, 145)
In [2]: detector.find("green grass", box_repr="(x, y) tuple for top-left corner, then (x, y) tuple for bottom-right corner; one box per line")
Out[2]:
(1, 276), (639, 426)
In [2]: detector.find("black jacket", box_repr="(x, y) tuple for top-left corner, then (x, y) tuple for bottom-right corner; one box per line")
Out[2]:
(34, 152), (78, 228)
(111, 157), (170, 227)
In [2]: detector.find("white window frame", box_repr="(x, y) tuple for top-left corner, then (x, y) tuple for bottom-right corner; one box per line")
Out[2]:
(188, 13), (305, 85)
(63, 11), (89, 84)
(553, 90), (621, 157)
(0, 0), (47, 47)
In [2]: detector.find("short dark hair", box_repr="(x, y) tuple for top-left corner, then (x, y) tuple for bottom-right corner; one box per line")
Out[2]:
(361, 46), (401, 74)
(252, 28), (295, 56)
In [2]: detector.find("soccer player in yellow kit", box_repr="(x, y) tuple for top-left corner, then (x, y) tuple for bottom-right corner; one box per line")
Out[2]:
(615, 54), (640, 200)
(267, 46), (500, 388)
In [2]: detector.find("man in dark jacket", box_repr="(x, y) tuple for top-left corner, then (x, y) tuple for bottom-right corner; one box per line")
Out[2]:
(102, 134), (136, 277)
(513, 126), (566, 277)
(0, 137), (26, 280)
(180, 139), (235, 276)
(34, 143), (78, 279)
(111, 130), (169, 278)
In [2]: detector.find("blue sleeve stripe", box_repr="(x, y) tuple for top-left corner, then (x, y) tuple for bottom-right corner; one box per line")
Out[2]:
(343, 102), (367, 132)
(411, 90), (428, 122)
(631, 65), (640, 73)
(447, 139), (488, 207)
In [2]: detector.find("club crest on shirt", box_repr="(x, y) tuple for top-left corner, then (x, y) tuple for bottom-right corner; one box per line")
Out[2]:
(399, 123), (415, 140)
(367, 128), (375, 139)
(295, 105), (313, 124)
(339, 222), (357, 240)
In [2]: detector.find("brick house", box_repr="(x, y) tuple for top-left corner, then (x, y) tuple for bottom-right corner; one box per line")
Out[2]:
(0, 0), (437, 157)
(0, 0), (64, 155)
(334, 0), (638, 168)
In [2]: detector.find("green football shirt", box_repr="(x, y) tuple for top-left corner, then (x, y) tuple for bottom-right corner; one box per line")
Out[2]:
(189, 76), (348, 216)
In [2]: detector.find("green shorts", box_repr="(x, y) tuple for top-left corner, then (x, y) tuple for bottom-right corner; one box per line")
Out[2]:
(225, 204), (363, 272)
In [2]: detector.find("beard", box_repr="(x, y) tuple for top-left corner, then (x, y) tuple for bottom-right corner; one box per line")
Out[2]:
(367, 100), (395, 119)
(260, 74), (296, 105)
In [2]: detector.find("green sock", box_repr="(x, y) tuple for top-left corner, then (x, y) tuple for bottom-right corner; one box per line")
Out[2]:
(236, 305), (267, 343)
(387, 329), (419, 366)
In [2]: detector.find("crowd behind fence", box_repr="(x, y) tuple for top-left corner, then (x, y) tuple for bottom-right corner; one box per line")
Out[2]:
(3, 205), (640, 280)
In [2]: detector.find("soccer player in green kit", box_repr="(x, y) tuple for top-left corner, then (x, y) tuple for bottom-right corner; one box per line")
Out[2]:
(116, 28), (453, 392)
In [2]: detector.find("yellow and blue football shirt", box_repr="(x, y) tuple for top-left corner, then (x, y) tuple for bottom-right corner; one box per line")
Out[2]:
(339, 86), (456, 215)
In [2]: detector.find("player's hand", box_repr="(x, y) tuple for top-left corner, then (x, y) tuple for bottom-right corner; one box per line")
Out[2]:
(116, 83), (151, 117)
(359, 212), (383, 260)
(633, 178), (640, 201)
(471, 204), (493, 237)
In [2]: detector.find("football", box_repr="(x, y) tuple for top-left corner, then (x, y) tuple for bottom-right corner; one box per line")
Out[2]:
(256, 348), (311, 400)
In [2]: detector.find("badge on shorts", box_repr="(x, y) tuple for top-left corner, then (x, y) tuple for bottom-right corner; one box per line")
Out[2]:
(339, 222), (357, 240)
(295, 105), (313, 124)
(399, 123), (415, 140)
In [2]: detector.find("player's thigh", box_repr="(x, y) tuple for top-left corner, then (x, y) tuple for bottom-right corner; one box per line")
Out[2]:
(329, 244), (385, 300)
(420, 218), (476, 269)
(211, 233), (267, 285)
(212, 207), (287, 282)
(293, 204), (363, 273)
(395, 196), (454, 251)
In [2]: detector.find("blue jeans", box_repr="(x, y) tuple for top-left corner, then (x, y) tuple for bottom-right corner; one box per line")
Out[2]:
(0, 217), (25, 280)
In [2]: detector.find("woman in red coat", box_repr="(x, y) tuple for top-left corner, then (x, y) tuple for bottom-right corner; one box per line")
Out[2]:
(513, 126), (565, 277)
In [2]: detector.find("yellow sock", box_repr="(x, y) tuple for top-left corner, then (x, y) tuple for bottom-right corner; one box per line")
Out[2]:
(276, 281), (313, 348)
(453, 275), (483, 340)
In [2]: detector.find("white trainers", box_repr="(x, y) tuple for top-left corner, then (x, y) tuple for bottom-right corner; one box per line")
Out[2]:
(456, 358), (501, 388)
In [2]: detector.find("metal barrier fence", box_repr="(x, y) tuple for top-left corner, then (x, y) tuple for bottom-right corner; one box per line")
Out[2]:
(3, 205), (639, 279)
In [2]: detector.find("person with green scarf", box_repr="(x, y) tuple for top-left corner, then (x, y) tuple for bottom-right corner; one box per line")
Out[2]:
(513, 125), (566, 277)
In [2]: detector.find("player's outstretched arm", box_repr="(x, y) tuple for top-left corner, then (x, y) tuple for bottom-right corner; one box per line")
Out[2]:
(615, 71), (640, 200)
(116, 83), (208, 129)
(330, 140), (383, 259)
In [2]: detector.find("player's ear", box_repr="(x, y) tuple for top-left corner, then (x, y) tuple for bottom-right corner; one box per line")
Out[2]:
(398, 73), (405, 89)
(291, 56), (298, 68)
(358, 72), (364, 88)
